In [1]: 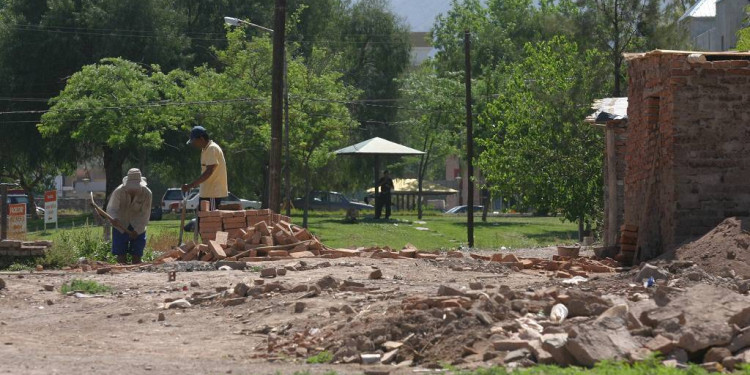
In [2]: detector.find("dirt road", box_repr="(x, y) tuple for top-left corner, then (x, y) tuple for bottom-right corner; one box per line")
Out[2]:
(0, 253), (555, 375)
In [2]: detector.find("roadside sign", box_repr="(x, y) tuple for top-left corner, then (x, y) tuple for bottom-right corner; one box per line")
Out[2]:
(8, 203), (26, 237)
(44, 190), (58, 224)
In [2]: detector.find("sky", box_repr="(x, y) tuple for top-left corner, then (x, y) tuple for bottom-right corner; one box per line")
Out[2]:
(381, 0), (490, 32)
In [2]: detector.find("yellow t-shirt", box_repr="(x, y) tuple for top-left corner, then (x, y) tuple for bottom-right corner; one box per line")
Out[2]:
(200, 140), (228, 198)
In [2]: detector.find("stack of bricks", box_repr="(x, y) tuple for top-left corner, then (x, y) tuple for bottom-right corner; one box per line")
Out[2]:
(0, 239), (53, 256)
(197, 209), (291, 242)
(156, 209), (319, 263)
(618, 224), (638, 264)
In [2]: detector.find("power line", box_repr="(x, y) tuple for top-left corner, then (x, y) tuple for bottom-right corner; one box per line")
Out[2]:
(0, 98), (264, 116)
(7, 24), (413, 44)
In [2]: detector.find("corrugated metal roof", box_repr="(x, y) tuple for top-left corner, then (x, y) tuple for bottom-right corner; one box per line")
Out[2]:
(624, 49), (750, 60)
(679, 0), (717, 21)
(334, 137), (425, 155)
(586, 97), (628, 124)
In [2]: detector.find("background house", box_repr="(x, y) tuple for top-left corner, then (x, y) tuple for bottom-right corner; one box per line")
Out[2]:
(679, 0), (749, 51)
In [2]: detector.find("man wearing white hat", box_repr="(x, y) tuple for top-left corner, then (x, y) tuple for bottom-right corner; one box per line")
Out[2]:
(107, 168), (152, 264)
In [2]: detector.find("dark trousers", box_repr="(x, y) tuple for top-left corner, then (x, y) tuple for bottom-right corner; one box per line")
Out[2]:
(375, 193), (391, 219)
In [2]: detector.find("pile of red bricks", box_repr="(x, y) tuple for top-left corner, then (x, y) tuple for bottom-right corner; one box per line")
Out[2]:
(618, 224), (638, 264)
(470, 252), (619, 277)
(0, 239), (52, 256)
(157, 210), (324, 263)
(197, 209), (291, 242)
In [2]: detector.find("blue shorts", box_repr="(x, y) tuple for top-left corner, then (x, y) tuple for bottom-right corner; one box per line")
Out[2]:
(112, 226), (146, 257)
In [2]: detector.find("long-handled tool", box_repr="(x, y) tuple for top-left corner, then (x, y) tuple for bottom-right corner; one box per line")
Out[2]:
(177, 191), (188, 246)
(90, 192), (128, 233)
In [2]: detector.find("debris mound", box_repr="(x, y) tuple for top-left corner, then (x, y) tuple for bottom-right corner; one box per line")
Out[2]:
(673, 217), (750, 279)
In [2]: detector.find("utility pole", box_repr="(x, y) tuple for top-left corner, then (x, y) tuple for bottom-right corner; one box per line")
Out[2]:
(284, 58), (292, 217)
(268, 0), (286, 213)
(0, 184), (8, 240)
(464, 30), (475, 249)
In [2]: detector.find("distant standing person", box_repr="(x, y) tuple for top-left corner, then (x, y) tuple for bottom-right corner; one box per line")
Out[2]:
(375, 170), (394, 220)
(107, 168), (152, 264)
(182, 126), (228, 211)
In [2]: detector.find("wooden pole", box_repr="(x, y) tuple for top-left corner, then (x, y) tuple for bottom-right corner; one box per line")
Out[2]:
(0, 184), (8, 240)
(268, 0), (286, 213)
(464, 30), (475, 248)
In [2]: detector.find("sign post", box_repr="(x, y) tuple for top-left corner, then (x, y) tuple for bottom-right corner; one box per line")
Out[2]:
(8, 203), (26, 239)
(44, 190), (58, 231)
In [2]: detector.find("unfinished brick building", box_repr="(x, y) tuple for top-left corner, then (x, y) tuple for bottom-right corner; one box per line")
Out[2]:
(623, 50), (750, 261)
(587, 98), (628, 249)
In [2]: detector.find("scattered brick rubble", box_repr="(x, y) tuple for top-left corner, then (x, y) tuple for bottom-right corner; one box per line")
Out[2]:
(240, 265), (750, 370)
(152, 209), (623, 279)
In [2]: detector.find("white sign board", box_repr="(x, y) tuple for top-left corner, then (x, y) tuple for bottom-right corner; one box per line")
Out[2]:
(44, 190), (58, 224)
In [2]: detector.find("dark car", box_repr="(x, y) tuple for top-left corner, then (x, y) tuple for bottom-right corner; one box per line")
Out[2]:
(293, 191), (373, 211)
(150, 206), (163, 221)
(445, 205), (484, 214)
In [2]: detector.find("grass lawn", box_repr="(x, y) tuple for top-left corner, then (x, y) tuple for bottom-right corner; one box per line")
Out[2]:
(24, 210), (577, 252)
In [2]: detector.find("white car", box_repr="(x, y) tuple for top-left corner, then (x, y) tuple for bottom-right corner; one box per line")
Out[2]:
(161, 188), (197, 213)
(185, 191), (261, 210)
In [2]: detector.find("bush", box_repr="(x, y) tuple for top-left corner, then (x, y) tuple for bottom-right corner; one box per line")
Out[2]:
(41, 230), (113, 268)
(306, 351), (333, 364)
(60, 279), (111, 294)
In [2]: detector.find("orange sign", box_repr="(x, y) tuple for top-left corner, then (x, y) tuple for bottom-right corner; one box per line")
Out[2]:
(8, 203), (26, 236)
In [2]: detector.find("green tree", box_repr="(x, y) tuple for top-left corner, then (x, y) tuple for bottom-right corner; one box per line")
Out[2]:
(478, 37), (608, 239)
(738, 8), (750, 50)
(0, 131), (62, 219)
(338, 0), (411, 138)
(431, 0), (579, 76)
(398, 66), (463, 219)
(38, 58), (186, 202)
(573, 0), (694, 96)
(287, 48), (360, 227)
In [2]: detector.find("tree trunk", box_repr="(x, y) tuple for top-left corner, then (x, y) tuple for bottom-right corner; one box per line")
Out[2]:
(417, 178), (423, 220)
(102, 147), (126, 208)
(613, 56), (622, 97)
(481, 189), (489, 223)
(578, 217), (585, 242)
(25, 189), (39, 220)
(302, 163), (311, 229)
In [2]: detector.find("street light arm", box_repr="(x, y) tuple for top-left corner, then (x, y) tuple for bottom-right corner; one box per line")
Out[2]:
(224, 16), (274, 33)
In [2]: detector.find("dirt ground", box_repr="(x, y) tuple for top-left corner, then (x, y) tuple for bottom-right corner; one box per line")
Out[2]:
(0, 247), (580, 375)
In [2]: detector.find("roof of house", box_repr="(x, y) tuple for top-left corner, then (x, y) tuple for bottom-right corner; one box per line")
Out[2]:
(586, 98), (628, 125)
(679, 0), (717, 22)
(624, 49), (750, 60)
(366, 178), (458, 195)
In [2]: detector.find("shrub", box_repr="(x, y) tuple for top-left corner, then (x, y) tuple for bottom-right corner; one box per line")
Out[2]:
(306, 351), (333, 364)
(60, 279), (111, 294)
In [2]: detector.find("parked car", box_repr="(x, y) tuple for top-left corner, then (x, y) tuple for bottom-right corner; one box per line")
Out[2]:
(161, 188), (197, 213)
(293, 191), (373, 211)
(6, 194), (45, 217)
(150, 206), (163, 221)
(184, 191), (261, 210)
(445, 205), (484, 214)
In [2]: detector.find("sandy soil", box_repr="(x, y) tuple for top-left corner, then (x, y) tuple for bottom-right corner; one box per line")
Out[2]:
(0, 248), (604, 375)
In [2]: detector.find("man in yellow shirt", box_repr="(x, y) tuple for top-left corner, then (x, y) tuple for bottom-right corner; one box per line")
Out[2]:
(182, 126), (228, 211)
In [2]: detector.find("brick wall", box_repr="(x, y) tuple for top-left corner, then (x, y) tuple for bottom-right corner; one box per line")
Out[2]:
(624, 52), (750, 260)
(603, 118), (628, 247)
(670, 57), (750, 245)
